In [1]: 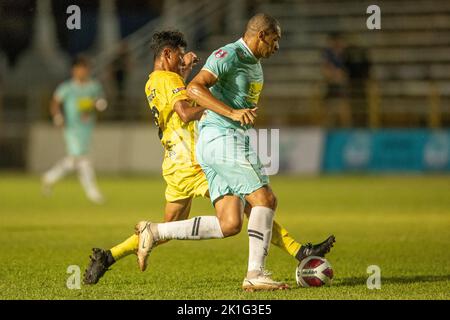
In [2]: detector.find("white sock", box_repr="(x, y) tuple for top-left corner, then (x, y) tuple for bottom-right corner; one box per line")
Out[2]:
(77, 157), (103, 200)
(247, 206), (275, 273)
(42, 156), (76, 185)
(156, 216), (224, 241)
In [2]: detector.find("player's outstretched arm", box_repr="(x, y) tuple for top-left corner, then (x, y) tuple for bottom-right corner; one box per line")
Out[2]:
(187, 70), (257, 126)
(173, 100), (205, 123)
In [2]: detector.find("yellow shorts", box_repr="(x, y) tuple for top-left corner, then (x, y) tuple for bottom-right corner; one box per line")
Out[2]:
(163, 165), (209, 202)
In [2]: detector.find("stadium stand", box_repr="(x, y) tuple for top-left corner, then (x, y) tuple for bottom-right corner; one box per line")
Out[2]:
(255, 0), (450, 127)
(0, 0), (449, 168)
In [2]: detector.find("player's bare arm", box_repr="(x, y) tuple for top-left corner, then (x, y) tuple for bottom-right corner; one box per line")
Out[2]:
(173, 99), (205, 123)
(187, 70), (258, 126)
(50, 97), (64, 127)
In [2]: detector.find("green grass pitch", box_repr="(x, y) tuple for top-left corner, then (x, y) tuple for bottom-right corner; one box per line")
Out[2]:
(0, 174), (449, 300)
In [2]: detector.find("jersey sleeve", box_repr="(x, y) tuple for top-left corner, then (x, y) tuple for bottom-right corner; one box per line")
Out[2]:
(202, 47), (234, 79)
(54, 82), (69, 102)
(164, 73), (189, 109)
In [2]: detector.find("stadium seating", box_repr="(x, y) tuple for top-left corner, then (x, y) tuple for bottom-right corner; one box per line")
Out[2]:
(256, 0), (450, 127)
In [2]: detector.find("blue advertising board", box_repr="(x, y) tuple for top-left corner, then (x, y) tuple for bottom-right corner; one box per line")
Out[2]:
(323, 130), (450, 172)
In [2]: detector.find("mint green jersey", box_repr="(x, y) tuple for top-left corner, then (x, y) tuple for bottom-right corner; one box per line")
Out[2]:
(200, 38), (264, 130)
(54, 79), (103, 156)
(197, 39), (269, 204)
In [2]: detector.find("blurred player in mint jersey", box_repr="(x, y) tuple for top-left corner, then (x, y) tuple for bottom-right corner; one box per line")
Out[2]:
(42, 56), (107, 204)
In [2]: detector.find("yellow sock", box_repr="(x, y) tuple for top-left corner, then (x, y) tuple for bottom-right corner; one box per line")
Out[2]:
(110, 234), (139, 261)
(271, 220), (302, 258)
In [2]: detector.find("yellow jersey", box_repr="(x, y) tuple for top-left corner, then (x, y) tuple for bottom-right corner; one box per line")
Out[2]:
(145, 70), (200, 176)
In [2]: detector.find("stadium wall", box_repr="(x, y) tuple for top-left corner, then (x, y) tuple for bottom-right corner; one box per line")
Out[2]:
(322, 130), (450, 172)
(28, 123), (164, 173)
(27, 124), (450, 174)
(27, 124), (325, 175)
(278, 128), (325, 175)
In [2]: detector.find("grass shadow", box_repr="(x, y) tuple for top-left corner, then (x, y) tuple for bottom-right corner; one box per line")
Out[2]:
(335, 275), (450, 287)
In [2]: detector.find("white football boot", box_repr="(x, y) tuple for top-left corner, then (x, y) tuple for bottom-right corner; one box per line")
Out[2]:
(135, 221), (156, 271)
(242, 269), (290, 291)
(86, 190), (105, 205)
(41, 177), (53, 197)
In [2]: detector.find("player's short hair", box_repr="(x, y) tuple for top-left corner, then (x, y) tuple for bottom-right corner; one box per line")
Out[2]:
(72, 55), (90, 68)
(150, 30), (187, 60)
(245, 13), (280, 35)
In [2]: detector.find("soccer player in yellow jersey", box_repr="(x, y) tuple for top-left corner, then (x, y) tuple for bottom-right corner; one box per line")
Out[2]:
(84, 30), (334, 286)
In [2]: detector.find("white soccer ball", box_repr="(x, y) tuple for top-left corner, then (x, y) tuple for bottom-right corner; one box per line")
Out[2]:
(296, 256), (334, 287)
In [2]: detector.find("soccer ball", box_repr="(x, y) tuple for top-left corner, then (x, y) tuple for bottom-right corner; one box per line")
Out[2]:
(296, 256), (333, 287)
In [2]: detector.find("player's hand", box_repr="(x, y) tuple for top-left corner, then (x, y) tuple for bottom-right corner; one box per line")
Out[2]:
(230, 108), (258, 126)
(95, 98), (108, 112)
(183, 52), (200, 69)
(52, 113), (64, 128)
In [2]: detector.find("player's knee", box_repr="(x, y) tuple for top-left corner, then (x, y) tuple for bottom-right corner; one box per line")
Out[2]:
(259, 191), (277, 210)
(248, 188), (277, 210)
(164, 211), (182, 222)
(219, 219), (242, 237)
(222, 224), (242, 237)
(76, 157), (91, 169)
(63, 156), (77, 170)
(271, 193), (278, 211)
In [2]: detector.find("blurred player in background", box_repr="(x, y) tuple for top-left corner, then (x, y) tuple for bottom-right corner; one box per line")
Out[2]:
(321, 33), (352, 127)
(84, 26), (334, 290)
(41, 56), (107, 204)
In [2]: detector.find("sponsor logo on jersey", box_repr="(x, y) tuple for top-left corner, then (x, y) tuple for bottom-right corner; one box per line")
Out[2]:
(147, 89), (156, 103)
(172, 87), (186, 94)
(214, 49), (228, 59)
(246, 82), (263, 106)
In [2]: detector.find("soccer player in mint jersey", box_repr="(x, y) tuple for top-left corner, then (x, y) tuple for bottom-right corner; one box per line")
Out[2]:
(83, 31), (332, 287)
(134, 14), (335, 291)
(42, 56), (107, 204)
